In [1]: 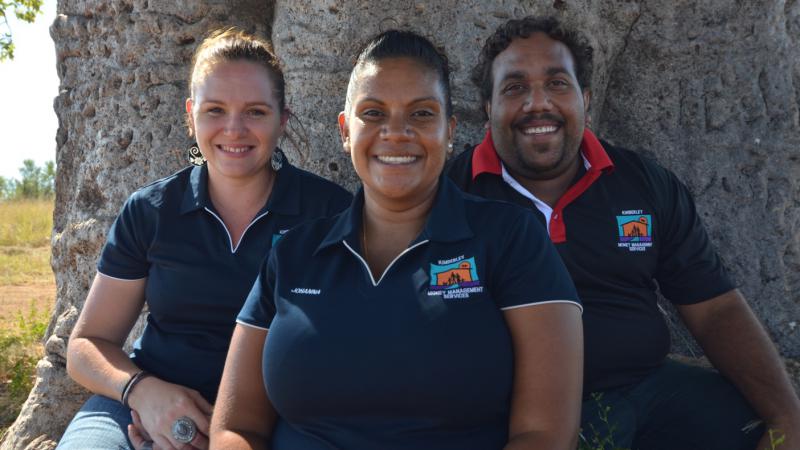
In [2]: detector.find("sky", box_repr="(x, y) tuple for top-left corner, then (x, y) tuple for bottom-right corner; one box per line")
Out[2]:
(0, 0), (58, 180)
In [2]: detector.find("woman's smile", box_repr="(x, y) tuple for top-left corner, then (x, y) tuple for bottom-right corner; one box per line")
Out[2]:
(375, 154), (420, 165)
(339, 56), (455, 205)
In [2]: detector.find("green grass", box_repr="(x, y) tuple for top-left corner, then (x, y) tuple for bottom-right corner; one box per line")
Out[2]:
(578, 393), (628, 450)
(577, 393), (784, 450)
(765, 429), (786, 450)
(0, 246), (51, 285)
(0, 199), (53, 247)
(0, 199), (53, 285)
(0, 301), (49, 438)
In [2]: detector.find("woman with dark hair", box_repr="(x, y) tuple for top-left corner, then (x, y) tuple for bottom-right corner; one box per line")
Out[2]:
(57, 29), (351, 450)
(211, 30), (583, 450)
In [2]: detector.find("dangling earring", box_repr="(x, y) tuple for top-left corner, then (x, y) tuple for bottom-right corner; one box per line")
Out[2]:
(188, 144), (205, 166)
(270, 149), (284, 171)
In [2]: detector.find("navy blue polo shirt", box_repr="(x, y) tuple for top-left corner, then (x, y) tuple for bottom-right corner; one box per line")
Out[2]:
(237, 177), (580, 450)
(446, 129), (735, 394)
(97, 157), (352, 402)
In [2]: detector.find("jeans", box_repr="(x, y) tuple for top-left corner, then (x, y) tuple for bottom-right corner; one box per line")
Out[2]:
(57, 394), (134, 450)
(580, 359), (763, 450)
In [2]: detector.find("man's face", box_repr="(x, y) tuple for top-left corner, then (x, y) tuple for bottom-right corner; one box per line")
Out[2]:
(487, 32), (590, 182)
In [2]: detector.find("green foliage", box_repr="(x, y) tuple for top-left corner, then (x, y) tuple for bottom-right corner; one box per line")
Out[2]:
(765, 428), (786, 450)
(0, 159), (55, 200)
(0, 0), (43, 61)
(575, 394), (786, 450)
(0, 193), (52, 437)
(0, 301), (49, 434)
(578, 393), (629, 450)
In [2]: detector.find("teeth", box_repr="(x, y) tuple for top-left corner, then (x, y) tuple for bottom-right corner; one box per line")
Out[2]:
(377, 155), (417, 165)
(522, 125), (558, 135)
(219, 145), (250, 153)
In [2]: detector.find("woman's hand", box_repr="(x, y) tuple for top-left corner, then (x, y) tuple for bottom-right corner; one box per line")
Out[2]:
(127, 376), (213, 449)
(128, 410), (155, 449)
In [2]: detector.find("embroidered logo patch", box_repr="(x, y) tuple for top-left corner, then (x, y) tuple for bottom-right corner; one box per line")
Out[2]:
(616, 210), (653, 252)
(427, 256), (484, 299)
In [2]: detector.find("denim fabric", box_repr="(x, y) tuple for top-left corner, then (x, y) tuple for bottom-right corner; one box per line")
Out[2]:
(57, 395), (133, 450)
(580, 359), (763, 450)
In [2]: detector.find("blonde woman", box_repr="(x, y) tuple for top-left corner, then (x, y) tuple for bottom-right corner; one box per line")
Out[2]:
(58, 29), (351, 450)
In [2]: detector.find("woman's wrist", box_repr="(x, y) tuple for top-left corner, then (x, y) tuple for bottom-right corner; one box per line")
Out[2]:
(121, 370), (151, 407)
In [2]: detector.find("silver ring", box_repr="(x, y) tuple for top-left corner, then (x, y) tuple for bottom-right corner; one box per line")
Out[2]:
(141, 441), (154, 450)
(171, 416), (197, 444)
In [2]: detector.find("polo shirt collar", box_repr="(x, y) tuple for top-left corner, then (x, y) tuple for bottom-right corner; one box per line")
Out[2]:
(265, 161), (302, 216)
(422, 177), (474, 243)
(179, 149), (301, 216)
(471, 127), (614, 179)
(316, 177), (474, 254)
(180, 165), (211, 214)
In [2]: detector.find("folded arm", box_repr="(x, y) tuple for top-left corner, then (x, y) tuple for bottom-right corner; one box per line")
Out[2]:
(68, 273), (213, 449)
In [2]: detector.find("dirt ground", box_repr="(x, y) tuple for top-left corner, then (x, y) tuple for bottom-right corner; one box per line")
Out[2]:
(0, 282), (55, 328)
(0, 281), (54, 434)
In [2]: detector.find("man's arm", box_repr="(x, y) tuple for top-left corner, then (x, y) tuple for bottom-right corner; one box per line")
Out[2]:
(676, 289), (800, 449)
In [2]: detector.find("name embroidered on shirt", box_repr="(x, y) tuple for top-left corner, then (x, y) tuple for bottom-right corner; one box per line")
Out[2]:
(616, 211), (653, 252)
(291, 288), (321, 295)
(427, 257), (484, 299)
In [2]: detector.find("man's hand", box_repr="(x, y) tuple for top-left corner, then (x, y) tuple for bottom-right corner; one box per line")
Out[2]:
(677, 289), (800, 450)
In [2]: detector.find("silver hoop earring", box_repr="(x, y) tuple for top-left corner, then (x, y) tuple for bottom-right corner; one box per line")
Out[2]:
(188, 145), (205, 166)
(270, 149), (284, 171)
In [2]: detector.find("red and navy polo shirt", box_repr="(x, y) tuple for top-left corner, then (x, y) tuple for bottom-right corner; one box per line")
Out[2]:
(446, 129), (735, 394)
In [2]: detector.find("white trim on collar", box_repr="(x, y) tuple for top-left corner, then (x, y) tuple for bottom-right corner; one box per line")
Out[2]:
(499, 154), (592, 232)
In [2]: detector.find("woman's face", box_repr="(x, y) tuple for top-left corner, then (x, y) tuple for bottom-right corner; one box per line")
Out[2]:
(186, 60), (286, 182)
(339, 57), (455, 205)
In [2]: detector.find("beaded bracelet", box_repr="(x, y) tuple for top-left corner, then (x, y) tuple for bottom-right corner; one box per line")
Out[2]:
(121, 370), (151, 408)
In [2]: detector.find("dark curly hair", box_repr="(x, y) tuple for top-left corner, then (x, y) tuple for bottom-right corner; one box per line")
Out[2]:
(471, 16), (594, 109)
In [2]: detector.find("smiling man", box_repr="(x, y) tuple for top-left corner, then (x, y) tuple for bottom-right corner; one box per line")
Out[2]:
(446, 16), (800, 450)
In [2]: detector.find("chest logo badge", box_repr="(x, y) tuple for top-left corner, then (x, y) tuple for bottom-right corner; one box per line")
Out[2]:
(428, 256), (484, 299)
(616, 211), (653, 252)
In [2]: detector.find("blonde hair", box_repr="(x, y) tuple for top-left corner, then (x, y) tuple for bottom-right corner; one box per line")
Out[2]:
(185, 28), (309, 160)
(189, 27), (286, 109)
